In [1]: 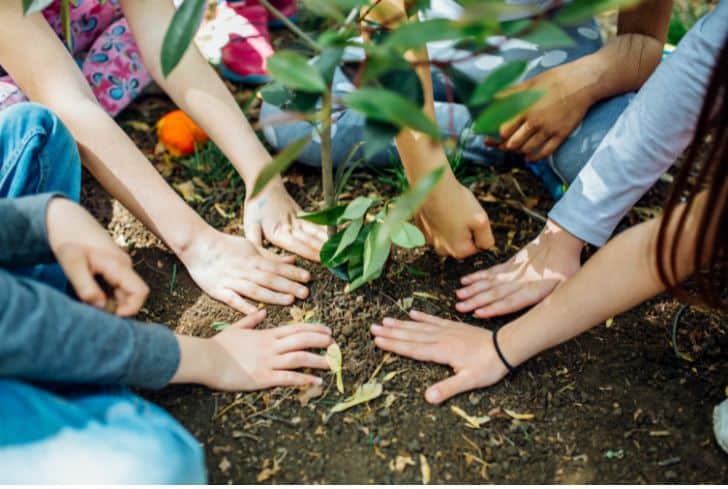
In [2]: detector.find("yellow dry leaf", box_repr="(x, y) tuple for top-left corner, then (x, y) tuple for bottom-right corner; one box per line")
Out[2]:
(256, 458), (280, 482)
(420, 454), (431, 484)
(605, 317), (614, 328)
(330, 382), (383, 414)
(413, 291), (439, 301)
(326, 343), (344, 393)
(393, 455), (415, 472)
(382, 369), (407, 383)
(504, 408), (535, 421)
(384, 393), (397, 409)
(289, 306), (306, 323)
(125, 120), (151, 132)
(173, 181), (198, 202)
(303, 307), (318, 322)
(451, 405), (490, 429)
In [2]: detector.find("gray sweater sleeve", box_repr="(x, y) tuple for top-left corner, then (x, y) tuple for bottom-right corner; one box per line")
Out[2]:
(548, 1), (728, 246)
(0, 194), (59, 267)
(0, 269), (181, 389)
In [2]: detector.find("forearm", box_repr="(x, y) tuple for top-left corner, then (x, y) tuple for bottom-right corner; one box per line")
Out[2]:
(500, 196), (703, 367)
(121, 0), (273, 186)
(169, 335), (218, 385)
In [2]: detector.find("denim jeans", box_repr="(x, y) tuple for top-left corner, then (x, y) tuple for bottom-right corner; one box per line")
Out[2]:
(259, 17), (635, 200)
(0, 103), (207, 484)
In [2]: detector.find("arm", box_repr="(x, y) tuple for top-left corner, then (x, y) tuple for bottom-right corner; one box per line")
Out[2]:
(549, 0), (728, 246)
(372, 194), (707, 403)
(454, 1), (728, 320)
(119, 0), (326, 262)
(0, 2), (312, 313)
(366, 0), (495, 259)
(499, 0), (673, 159)
(0, 194), (58, 268)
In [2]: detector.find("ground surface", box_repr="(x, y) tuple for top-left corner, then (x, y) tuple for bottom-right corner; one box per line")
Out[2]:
(81, 13), (728, 481)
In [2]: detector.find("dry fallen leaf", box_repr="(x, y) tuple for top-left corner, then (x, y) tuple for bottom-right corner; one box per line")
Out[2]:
(256, 458), (281, 482)
(297, 383), (324, 407)
(504, 408), (535, 421)
(326, 343), (344, 394)
(413, 291), (439, 301)
(420, 454), (431, 484)
(605, 317), (614, 328)
(218, 456), (231, 474)
(125, 120), (152, 132)
(451, 405), (491, 429)
(382, 369), (407, 383)
(330, 382), (383, 414)
(173, 180), (199, 202)
(383, 393), (397, 409)
(392, 455), (415, 473)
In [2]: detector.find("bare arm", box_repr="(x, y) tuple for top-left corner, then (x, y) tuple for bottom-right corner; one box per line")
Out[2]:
(119, 0), (327, 261)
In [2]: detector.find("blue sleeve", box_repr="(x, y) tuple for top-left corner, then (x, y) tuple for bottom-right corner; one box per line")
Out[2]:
(0, 193), (59, 267)
(548, 1), (728, 246)
(0, 269), (180, 390)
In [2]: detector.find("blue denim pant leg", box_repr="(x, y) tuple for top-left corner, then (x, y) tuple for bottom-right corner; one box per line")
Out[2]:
(0, 380), (207, 483)
(0, 102), (82, 291)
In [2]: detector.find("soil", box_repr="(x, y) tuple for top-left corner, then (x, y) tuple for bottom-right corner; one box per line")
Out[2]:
(82, 116), (727, 483)
(79, 25), (728, 478)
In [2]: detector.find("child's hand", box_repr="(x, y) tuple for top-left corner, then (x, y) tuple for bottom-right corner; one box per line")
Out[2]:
(456, 219), (582, 318)
(371, 310), (509, 404)
(245, 180), (328, 263)
(174, 310), (333, 390)
(497, 62), (595, 161)
(180, 227), (312, 314)
(46, 197), (149, 316)
(416, 176), (494, 259)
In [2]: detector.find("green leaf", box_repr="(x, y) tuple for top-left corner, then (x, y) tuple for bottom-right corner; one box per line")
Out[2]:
(384, 19), (464, 51)
(444, 67), (478, 104)
(22, 0), (53, 15)
(161, 0), (207, 77)
(314, 47), (345, 85)
(302, 0), (345, 21)
(268, 51), (327, 93)
(472, 89), (543, 135)
(349, 222), (391, 292)
(363, 119), (399, 159)
(211, 321), (232, 331)
(346, 223), (372, 281)
(469, 60), (527, 106)
(378, 65), (424, 107)
(391, 222), (425, 248)
(377, 166), (445, 249)
(555, 0), (641, 25)
(332, 217), (364, 260)
(320, 230), (349, 268)
(339, 196), (375, 222)
(343, 88), (440, 140)
(299, 204), (347, 225)
(250, 136), (310, 198)
(519, 20), (575, 49)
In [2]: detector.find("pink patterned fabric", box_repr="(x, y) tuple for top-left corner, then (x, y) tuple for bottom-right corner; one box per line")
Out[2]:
(0, 0), (152, 116)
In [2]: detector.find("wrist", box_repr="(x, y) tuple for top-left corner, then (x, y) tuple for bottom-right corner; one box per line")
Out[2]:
(173, 218), (218, 264)
(543, 219), (584, 255)
(170, 335), (219, 386)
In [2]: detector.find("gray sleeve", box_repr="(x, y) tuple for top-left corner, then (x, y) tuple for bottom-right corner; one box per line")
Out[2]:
(0, 269), (180, 390)
(548, 1), (728, 246)
(0, 194), (59, 267)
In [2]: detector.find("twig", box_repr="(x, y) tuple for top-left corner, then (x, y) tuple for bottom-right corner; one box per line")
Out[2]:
(258, 0), (320, 52)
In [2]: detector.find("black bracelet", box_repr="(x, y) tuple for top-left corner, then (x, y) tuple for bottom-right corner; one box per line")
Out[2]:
(492, 327), (516, 374)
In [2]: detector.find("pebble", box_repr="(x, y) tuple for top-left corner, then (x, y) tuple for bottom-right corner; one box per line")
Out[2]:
(342, 323), (355, 337)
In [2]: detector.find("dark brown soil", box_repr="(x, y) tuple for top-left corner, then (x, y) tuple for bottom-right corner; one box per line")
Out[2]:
(82, 99), (728, 482)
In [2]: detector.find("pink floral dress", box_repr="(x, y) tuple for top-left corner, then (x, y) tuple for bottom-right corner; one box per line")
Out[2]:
(0, 0), (152, 116)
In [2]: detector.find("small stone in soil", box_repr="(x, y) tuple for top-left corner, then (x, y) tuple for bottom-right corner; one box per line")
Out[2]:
(342, 323), (355, 337)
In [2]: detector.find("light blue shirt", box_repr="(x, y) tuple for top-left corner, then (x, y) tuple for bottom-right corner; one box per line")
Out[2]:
(549, 0), (728, 246)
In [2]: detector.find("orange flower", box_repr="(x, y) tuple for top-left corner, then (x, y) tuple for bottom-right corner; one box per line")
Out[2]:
(156, 110), (209, 157)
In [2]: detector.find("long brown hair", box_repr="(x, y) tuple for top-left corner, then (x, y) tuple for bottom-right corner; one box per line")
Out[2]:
(656, 35), (727, 311)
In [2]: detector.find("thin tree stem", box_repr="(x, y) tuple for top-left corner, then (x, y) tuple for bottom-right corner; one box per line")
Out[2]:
(257, 0), (321, 53)
(320, 90), (336, 236)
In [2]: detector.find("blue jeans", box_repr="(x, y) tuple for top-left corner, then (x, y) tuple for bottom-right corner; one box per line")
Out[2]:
(0, 103), (207, 484)
(260, 17), (635, 200)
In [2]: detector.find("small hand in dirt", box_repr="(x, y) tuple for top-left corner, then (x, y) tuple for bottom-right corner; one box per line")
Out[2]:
(46, 197), (149, 316)
(245, 179), (328, 262)
(497, 62), (595, 161)
(371, 310), (509, 403)
(456, 219), (583, 318)
(203, 310), (332, 390)
(415, 174), (495, 259)
(180, 226), (311, 314)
